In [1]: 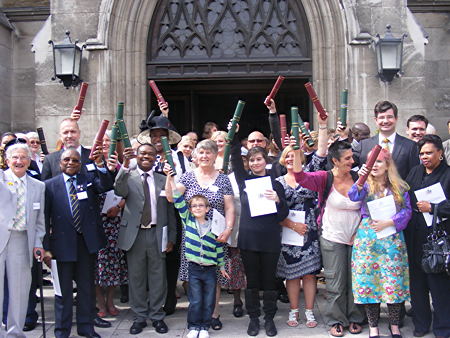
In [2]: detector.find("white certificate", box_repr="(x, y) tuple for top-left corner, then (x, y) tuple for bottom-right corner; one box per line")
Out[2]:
(211, 209), (232, 245)
(282, 210), (305, 246)
(101, 190), (122, 214)
(161, 226), (168, 252)
(244, 176), (277, 217)
(50, 259), (62, 296)
(414, 183), (446, 227)
(367, 195), (397, 239)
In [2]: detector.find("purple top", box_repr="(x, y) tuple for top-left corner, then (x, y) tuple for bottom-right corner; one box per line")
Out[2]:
(348, 183), (412, 232)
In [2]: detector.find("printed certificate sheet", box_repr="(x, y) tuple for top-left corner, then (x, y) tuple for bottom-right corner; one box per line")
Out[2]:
(367, 195), (397, 239)
(281, 210), (305, 246)
(415, 183), (446, 227)
(244, 176), (277, 217)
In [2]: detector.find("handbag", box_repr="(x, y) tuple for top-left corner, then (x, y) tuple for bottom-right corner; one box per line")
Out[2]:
(421, 206), (450, 275)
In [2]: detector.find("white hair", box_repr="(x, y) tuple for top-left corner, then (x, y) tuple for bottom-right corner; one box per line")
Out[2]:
(15, 133), (29, 141)
(5, 143), (32, 159)
(26, 131), (39, 139)
(426, 123), (436, 135)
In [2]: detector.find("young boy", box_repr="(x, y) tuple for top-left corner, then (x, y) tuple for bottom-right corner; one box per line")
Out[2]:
(166, 173), (229, 338)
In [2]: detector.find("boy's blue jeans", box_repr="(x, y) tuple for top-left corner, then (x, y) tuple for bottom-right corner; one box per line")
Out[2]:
(187, 262), (217, 331)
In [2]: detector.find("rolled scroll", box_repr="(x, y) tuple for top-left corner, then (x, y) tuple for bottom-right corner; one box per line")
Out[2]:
(264, 76), (285, 106)
(36, 127), (49, 155)
(356, 145), (382, 187)
(279, 114), (288, 149)
(117, 119), (131, 148)
(162, 136), (176, 176)
(222, 100), (245, 173)
(304, 82), (327, 120)
(89, 119), (110, 160)
(339, 89), (348, 127)
(291, 107), (300, 150)
(149, 80), (167, 105)
(108, 122), (120, 158)
(298, 114), (315, 148)
(74, 82), (89, 113)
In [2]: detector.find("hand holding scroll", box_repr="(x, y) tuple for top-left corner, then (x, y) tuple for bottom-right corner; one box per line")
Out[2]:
(264, 97), (277, 113)
(71, 108), (81, 121)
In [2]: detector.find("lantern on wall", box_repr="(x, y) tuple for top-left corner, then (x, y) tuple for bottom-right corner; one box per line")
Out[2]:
(48, 31), (85, 88)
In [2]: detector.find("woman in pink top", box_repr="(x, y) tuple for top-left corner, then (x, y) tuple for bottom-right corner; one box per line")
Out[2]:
(293, 141), (364, 337)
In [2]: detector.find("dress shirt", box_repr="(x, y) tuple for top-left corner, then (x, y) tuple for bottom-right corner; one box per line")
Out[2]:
(6, 170), (27, 231)
(378, 132), (396, 153)
(137, 167), (158, 225)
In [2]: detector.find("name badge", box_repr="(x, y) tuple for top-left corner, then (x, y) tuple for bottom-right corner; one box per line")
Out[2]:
(159, 190), (166, 197)
(28, 170), (38, 176)
(86, 163), (96, 171)
(33, 202), (40, 210)
(77, 191), (88, 200)
(208, 185), (219, 193)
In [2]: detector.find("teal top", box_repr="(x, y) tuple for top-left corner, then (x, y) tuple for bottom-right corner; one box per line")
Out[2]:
(173, 192), (224, 267)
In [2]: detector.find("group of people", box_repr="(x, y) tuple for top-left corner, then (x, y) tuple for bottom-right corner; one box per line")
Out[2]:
(0, 96), (449, 338)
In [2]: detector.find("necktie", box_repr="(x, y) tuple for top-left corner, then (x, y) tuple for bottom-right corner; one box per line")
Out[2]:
(68, 177), (82, 233)
(141, 173), (152, 226)
(12, 180), (26, 230)
(383, 138), (390, 152)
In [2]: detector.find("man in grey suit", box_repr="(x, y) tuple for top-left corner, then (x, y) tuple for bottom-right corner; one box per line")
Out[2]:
(354, 100), (419, 180)
(0, 143), (45, 337)
(115, 143), (176, 335)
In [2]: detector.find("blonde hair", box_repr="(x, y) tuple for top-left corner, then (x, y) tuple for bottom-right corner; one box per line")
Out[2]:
(366, 150), (409, 205)
(279, 145), (305, 167)
(177, 135), (195, 150)
(211, 131), (227, 141)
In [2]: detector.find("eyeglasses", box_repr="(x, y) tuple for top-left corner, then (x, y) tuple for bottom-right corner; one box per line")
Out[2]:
(62, 157), (80, 163)
(30, 140), (40, 145)
(190, 203), (206, 208)
(248, 139), (264, 143)
(11, 155), (30, 161)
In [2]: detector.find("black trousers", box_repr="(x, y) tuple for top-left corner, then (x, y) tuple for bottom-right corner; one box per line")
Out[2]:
(240, 249), (279, 291)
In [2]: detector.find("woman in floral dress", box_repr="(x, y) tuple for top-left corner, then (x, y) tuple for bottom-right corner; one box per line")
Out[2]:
(348, 149), (411, 338)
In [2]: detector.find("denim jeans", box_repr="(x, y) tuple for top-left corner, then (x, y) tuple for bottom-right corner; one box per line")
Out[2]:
(187, 262), (217, 331)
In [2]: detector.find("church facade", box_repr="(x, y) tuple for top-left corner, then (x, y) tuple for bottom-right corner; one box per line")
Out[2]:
(0, 0), (449, 147)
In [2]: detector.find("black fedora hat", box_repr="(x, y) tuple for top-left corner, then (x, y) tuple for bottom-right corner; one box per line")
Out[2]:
(137, 115), (181, 145)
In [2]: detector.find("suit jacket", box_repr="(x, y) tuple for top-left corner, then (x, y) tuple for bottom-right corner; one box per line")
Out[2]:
(44, 169), (113, 261)
(354, 133), (419, 179)
(0, 169), (45, 268)
(41, 146), (92, 180)
(114, 167), (176, 254)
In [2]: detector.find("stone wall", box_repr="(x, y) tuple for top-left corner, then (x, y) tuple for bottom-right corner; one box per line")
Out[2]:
(0, 17), (12, 134)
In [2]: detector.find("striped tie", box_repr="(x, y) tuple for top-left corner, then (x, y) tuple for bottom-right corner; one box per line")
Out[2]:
(12, 179), (26, 230)
(68, 177), (82, 233)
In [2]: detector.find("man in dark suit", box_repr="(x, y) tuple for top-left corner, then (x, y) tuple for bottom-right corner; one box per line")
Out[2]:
(354, 100), (419, 180)
(44, 148), (113, 338)
(114, 144), (176, 335)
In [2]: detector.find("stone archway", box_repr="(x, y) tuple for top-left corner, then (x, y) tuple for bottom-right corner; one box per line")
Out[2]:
(90, 0), (349, 135)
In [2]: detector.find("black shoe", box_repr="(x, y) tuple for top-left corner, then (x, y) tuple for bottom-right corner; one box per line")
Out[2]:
(264, 319), (277, 337)
(413, 330), (429, 337)
(247, 318), (260, 336)
(152, 320), (168, 334)
(163, 305), (176, 316)
(389, 326), (402, 338)
(278, 293), (289, 303)
(23, 322), (37, 332)
(211, 316), (222, 330)
(42, 279), (53, 286)
(233, 304), (244, 318)
(93, 316), (112, 328)
(77, 331), (101, 338)
(130, 321), (147, 335)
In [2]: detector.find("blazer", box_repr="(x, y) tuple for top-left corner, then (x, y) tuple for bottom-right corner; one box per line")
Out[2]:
(0, 169), (45, 267)
(44, 169), (113, 261)
(354, 133), (419, 179)
(41, 146), (92, 180)
(114, 167), (176, 254)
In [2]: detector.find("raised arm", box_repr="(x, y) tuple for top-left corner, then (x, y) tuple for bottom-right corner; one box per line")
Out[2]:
(316, 110), (329, 157)
(266, 98), (283, 151)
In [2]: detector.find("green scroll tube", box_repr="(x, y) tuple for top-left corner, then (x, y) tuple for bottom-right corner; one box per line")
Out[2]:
(117, 119), (131, 148)
(339, 89), (348, 127)
(162, 136), (176, 176)
(108, 122), (120, 157)
(222, 100), (245, 173)
(115, 102), (124, 140)
(298, 114), (315, 147)
(291, 107), (300, 150)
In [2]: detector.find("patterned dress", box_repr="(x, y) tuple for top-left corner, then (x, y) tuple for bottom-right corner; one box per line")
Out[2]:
(95, 192), (128, 287)
(178, 171), (236, 287)
(276, 154), (326, 279)
(348, 184), (411, 304)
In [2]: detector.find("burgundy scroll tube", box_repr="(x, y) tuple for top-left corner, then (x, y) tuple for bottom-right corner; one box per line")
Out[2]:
(149, 80), (167, 105)
(264, 76), (285, 106)
(356, 145), (382, 186)
(304, 82), (327, 121)
(89, 120), (110, 160)
(74, 82), (89, 113)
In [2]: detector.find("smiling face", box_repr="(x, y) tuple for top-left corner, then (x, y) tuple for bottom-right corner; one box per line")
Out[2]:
(150, 128), (169, 153)
(136, 144), (157, 171)
(6, 148), (31, 177)
(59, 149), (81, 176)
(60, 120), (81, 148)
(375, 108), (398, 135)
(332, 149), (354, 173)
(419, 142), (442, 172)
(214, 134), (226, 153)
(406, 121), (427, 142)
(189, 196), (210, 219)
(102, 134), (111, 157)
(196, 148), (217, 169)
(247, 131), (267, 149)
(249, 152), (267, 176)
(371, 158), (388, 178)
(29, 137), (41, 154)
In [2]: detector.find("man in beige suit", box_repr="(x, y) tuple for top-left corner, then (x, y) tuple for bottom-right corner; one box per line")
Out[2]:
(0, 143), (45, 337)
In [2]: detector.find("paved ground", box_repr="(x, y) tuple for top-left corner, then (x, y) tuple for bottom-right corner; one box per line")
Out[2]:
(23, 278), (433, 338)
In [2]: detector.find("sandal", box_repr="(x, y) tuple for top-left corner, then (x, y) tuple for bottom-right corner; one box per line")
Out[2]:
(330, 323), (344, 337)
(305, 309), (317, 328)
(286, 309), (299, 327)
(97, 310), (107, 318)
(349, 322), (362, 334)
(211, 316), (222, 330)
(108, 306), (120, 316)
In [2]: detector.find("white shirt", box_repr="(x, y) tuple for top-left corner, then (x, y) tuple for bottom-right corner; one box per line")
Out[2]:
(6, 170), (28, 231)
(137, 167), (158, 225)
(378, 132), (396, 153)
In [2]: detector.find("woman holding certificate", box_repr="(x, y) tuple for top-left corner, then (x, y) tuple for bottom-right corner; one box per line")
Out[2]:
(348, 148), (411, 338)
(231, 138), (289, 337)
(276, 112), (328, 329)
(293, 140), (364, 337)
(405, 135), (450, 338)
